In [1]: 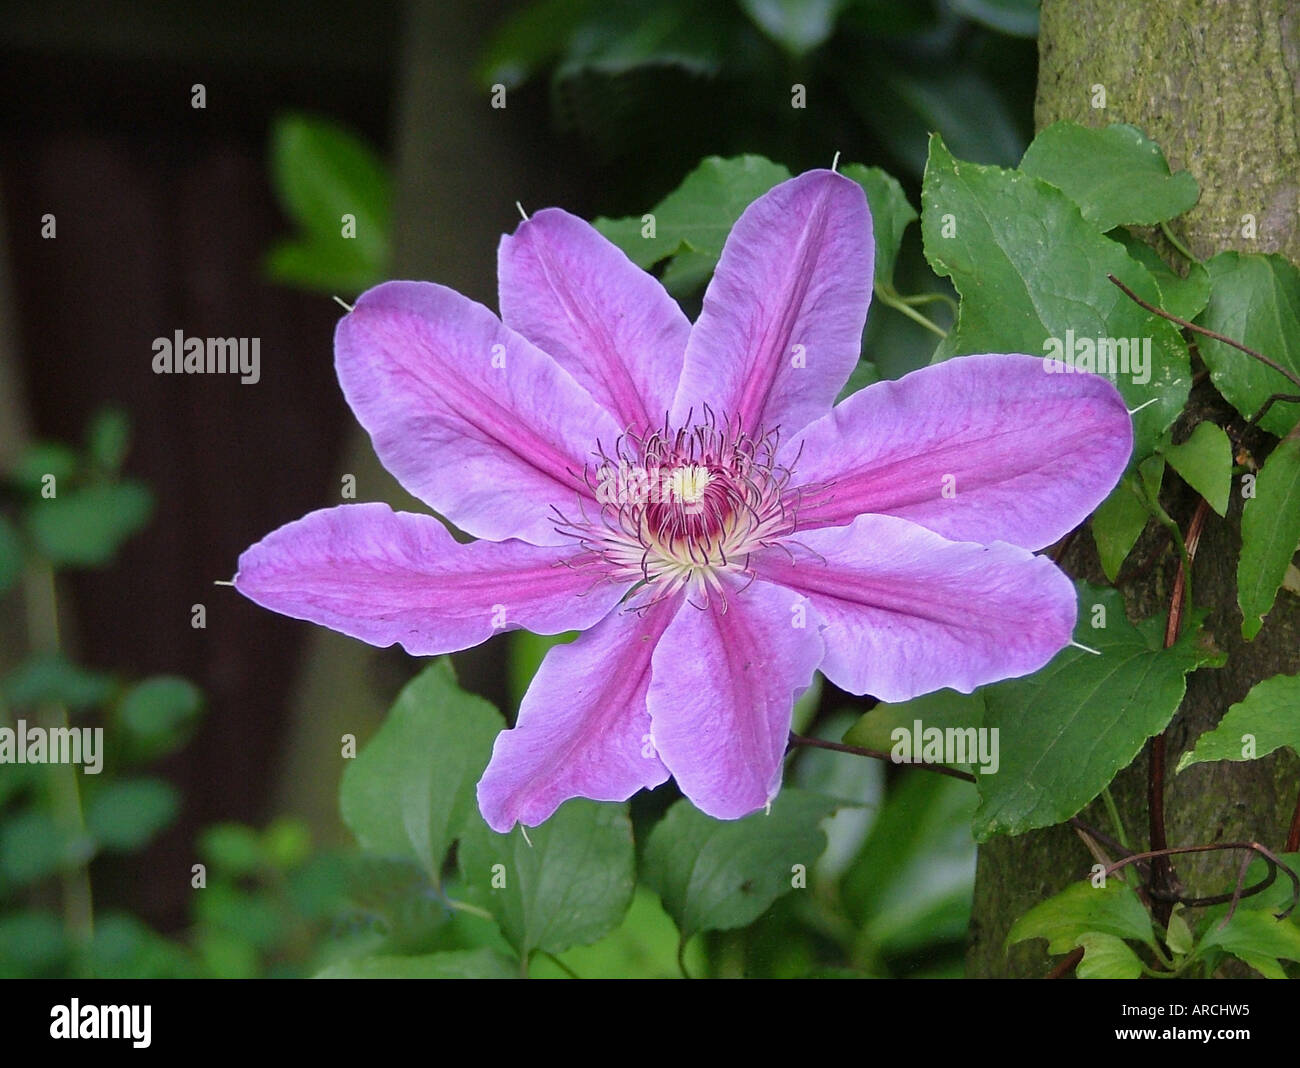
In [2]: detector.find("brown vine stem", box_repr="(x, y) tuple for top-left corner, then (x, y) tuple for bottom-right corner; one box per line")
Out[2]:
(1286, 795), (1300, 854)
(1107, 274), (1300, 392)
(787, 732), (976, 783)
(1148, 497), (1210, 927)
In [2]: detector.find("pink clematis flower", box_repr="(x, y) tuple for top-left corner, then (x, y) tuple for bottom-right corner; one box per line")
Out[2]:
(235, 169), (1132, 832)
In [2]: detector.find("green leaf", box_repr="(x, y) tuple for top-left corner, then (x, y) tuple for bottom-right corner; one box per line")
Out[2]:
(24, 481), (153, 568)
(458, 799), (636, 959)
(1075, 931), (1145, 978)
(837, 773), (977, 958)
(316, 948), (520, 979)
(1091, 477), (1149, 582)
(921, 134), (1190, 460)
(1176, 672), (1300, 771)
(1195, 908), (1300, 973)
(199, 823), (263, 875)
(85, 409), (130, 474)
(641, 789), (838, 941)
(840, 163), (917, 290)
(974, 583), (1222, 839)
(1160, 421), (1232, 517)
(834, 360), (882, 403)
(1111, 231), (1210, 321)
(843, 688), (985, 757)
(1196, 252), (1300, 437)
(266, 114), (390, 293)
(86, 778), (180, 852)
(264, 239), (386, 295)
(116, 675), (203, 762)
(0, 811), (87, 884)
(9, 443), (78, 497)
(1006, 880), (1156, 954)
(476, 0), (597, 88)
(738, 0), (842, 56)
(1166, 909), (1195, 956)
(0, 910), (67, 976)
(509, 630), (575, 709)
(1238, 437), (1300, 639)
(593, 155), (791, 273)
(340, 659), (502, 884)
(948, 0), (1040, 37)
(0, 514), (24, 596)
(1020, 122), (1199, 232)
(3, 653), (113, 709)
(541, 886), (705, 979)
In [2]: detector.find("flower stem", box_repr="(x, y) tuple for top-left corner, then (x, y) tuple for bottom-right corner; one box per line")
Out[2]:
(874, 285), (948, 339)
(24, 561), (94, 952)
(1159, 220), (1198, 263)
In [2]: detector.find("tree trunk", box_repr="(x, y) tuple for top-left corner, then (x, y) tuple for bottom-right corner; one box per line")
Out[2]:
(968, 0), (1300, 978)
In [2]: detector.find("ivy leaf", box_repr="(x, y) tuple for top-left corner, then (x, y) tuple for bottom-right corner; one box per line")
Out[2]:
(1238, 437), (1300, 640)
(593, 155), (791, 273)
(1020, 122), (1199, 232)
(339, 659), (502, 885)
(1194, 909), (1300, 977)
(641, 789), (838, 941)
(315, 949), (519, 979)
(1166, 909), (1195, 956)
(921, 134), (1190, 461)
(24, 482), (153, 568)
(1196, 252), (1300, 438)
(1160, 421), (1232, 517)
(843, 688), (985, 757)
(1176, 672), (1300, 772)
(1007, 880), (1156, 954)
(1076, 931), (1145, 978)
(974, 583), (1222, 840)
(458, 800), (635, 959)
(840, 163), (915, 289)
(1090, 477), (1149, 582)
(1112, 231), (1210, 321)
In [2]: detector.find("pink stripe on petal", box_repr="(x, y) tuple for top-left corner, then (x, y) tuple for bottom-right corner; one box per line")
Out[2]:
(498, 208), (691, 434)
(756, 513), (1077, 703)
(336, 281), (623, 546)
(477, 598), (677, 832)
(785, 353), (1133, 550)
(647, 580), (823, 821)
(234, 503), (622, 656)
(671, 170), (872, 439)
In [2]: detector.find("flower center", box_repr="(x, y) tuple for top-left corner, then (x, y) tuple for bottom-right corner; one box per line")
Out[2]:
(557, 414), (796, 605)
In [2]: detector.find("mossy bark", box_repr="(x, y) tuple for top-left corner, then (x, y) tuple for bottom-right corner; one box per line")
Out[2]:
(968, 0), (1300, 978)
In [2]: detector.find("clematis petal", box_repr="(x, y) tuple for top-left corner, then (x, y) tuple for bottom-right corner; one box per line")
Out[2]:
(785, 353), (1132, 550)
(498, 208), (691, 434)
(759, 517), (1071, 706)
(755, 513), (1077, 703)
(477, 599), (676, 832)
(670, 169), (873, 439)
(234, 503), (622, 655)
(647, 580), (823, 821)
(335, 281), (623, 546)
